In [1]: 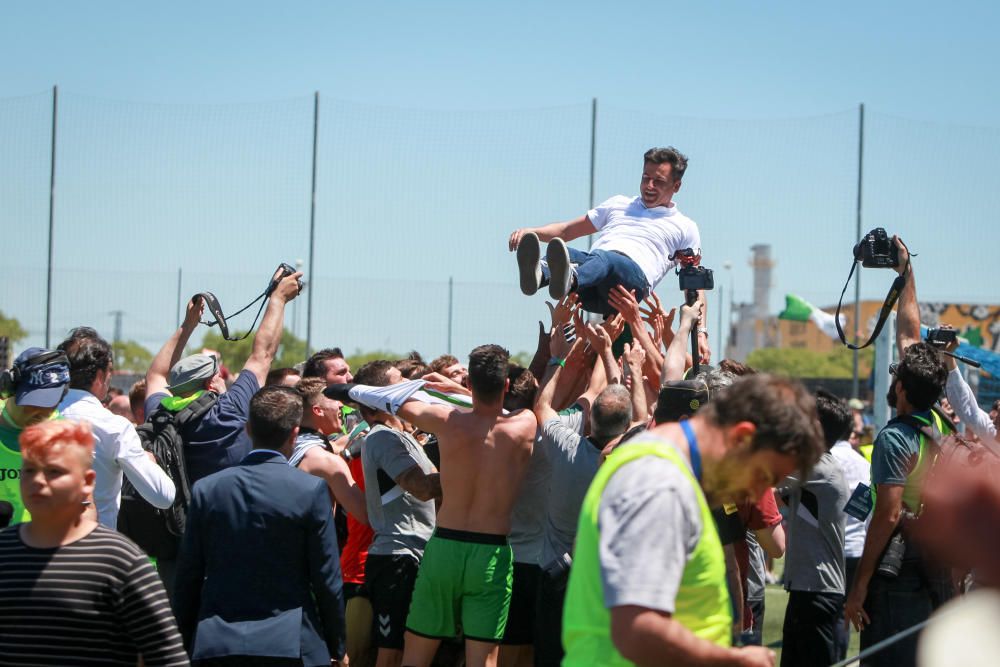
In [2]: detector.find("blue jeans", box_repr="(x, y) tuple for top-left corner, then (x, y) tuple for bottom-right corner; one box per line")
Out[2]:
(543, 248), (649, 316)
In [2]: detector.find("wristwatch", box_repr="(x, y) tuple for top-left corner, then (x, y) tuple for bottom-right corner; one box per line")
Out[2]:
(697, 328), (709, 337)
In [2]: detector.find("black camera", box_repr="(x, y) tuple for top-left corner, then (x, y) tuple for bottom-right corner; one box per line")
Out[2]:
(854, 227), (899, 268)
(672, 248), (715, 292)
(678, 266), (715, 291)
(266, 262), (305, 296)
(925, 327), (957, 347)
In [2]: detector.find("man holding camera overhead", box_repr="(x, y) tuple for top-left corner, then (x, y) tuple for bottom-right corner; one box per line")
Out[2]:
(843, 236), (955, 667)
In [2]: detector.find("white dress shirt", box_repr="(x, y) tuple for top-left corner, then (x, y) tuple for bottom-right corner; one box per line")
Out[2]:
(830, 439), (871, 559)
(60, 389), (176, 528)
(945, 367), (998, 446)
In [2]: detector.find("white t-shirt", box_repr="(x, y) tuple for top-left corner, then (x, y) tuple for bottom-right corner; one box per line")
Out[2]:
(830, 440), (870, 559)
(588, 195), (701, 290)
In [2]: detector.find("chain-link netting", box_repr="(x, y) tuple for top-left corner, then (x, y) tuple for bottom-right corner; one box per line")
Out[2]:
(2, 92), (998, 364)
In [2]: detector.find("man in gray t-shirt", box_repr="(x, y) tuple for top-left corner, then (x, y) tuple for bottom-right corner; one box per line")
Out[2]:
(778, 390), (850, 667)
(361, 424), (437, 559)
(533, 370), (634, 667)
(539, 413), (599, 569)
(351, 361), (442, 665)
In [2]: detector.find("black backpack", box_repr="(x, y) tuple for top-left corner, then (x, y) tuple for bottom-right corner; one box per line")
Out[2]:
(118, 392), (218, 559)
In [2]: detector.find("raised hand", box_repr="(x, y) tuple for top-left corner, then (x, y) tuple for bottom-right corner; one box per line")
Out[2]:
(601, 313), (626, 342)
(272, 271), (304, 303)
(547, 293), (579, 329)
(549, 319), (576, 360)
(582, 322), (613, 354)
(184, 295), (205, 327)
(608, 285), (643, 324)
(679, 301), (703, 328)
(624, 341), (646, 370)
(509, 228), (534, 251)
(892, 235), (911, 274)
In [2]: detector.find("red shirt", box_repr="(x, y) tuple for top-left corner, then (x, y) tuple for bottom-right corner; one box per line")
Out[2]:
(734, 488), (781, 629)
(339, 455), (374, 585)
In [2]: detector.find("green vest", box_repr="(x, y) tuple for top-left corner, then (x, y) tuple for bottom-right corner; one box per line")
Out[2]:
(900, 410), (951, 513)
(562, 439), (732, 666)
(0, 406), (33, 525)
(870, 410), (951, 512)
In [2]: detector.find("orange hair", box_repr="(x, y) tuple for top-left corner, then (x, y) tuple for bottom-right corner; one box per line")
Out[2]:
(20, 420), (94, 462)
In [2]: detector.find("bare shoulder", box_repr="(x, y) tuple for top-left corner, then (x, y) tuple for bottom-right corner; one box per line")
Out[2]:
(301, 447), (349, 478)
(501, 408), (539, 439)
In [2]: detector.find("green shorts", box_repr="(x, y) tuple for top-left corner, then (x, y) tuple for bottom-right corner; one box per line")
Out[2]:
(406, 528), (514, 642)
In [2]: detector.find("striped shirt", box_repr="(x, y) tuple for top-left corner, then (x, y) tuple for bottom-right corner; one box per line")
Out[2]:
(0, 524), (189, 666)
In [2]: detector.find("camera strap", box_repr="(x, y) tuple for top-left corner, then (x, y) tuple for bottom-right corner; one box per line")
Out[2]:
(835, 260), (907, 350)
(196, 289), (270, 342)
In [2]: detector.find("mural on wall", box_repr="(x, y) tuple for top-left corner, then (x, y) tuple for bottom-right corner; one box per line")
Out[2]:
(918, 303), (1000, 353)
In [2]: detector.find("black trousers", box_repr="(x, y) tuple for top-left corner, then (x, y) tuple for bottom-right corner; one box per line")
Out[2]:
(533, 562), (570, 667)
(780, 590), (843, 667)
(859, 559), (953, 667)
(834, 556), (861, 660)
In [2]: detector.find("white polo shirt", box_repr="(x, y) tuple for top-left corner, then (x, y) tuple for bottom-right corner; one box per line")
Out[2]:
(60, 389), (176, 528)
(588, 195), (701, 290)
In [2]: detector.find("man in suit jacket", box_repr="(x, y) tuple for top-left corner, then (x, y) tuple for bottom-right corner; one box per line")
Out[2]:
(174, 385), (346, 666)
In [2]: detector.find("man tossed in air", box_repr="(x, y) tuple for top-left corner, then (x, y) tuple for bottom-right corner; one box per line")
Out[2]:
(509, 146), (703, 320)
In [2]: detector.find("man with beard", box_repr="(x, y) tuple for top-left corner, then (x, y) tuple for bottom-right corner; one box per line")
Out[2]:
(561, 373), (823, 667)
(844, 237), (954, 667)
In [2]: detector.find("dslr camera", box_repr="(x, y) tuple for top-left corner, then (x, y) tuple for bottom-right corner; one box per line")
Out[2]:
(854, 227), (899, 268)
(673, 248), (715, 292)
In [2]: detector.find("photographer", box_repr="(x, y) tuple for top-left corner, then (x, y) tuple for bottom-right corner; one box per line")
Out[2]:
(843, 236), (954, 667)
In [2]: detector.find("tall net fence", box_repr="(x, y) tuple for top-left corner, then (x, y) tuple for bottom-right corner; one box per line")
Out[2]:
(2, 91), (998, 364)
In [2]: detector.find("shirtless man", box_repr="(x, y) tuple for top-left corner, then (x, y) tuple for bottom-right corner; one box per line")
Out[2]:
(325, 344), (537, 667)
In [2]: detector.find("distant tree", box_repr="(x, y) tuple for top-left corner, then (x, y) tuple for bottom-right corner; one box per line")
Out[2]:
(0, 311), (27, 344)
(196, 328), (308, 372)
(510, 351), (533, 368)
(345, 350), (399, 370)
(112, 340), (154, 373)
(745, 347), (874, 379)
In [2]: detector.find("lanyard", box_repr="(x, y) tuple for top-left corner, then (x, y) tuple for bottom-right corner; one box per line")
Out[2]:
(680, 419), (702, 483)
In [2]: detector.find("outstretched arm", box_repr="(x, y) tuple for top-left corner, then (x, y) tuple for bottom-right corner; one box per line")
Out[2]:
(509, 215), (597, 250)
(943, 337), (999, 446)
(534, 310), (577, 425)
(893, 237), (920, 353)
(302, 449), (369, 524)
(243, 270), (303, 386)
(146, 297), (204, 398)
(663, 302), (702, 383)
(581, 317), (620, 386)
(623, 342), (648, 426)
(609, 286), (664, 387)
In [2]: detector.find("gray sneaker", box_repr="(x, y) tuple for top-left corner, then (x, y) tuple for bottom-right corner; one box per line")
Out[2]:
(546, 238), (573, 299)
(517, 232), (542, 296)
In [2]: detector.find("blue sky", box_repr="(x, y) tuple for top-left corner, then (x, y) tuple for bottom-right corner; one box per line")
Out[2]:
(3, 1), (999, 360)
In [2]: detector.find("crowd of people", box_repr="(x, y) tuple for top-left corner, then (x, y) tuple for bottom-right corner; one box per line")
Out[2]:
(1, 147), (998, 667)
